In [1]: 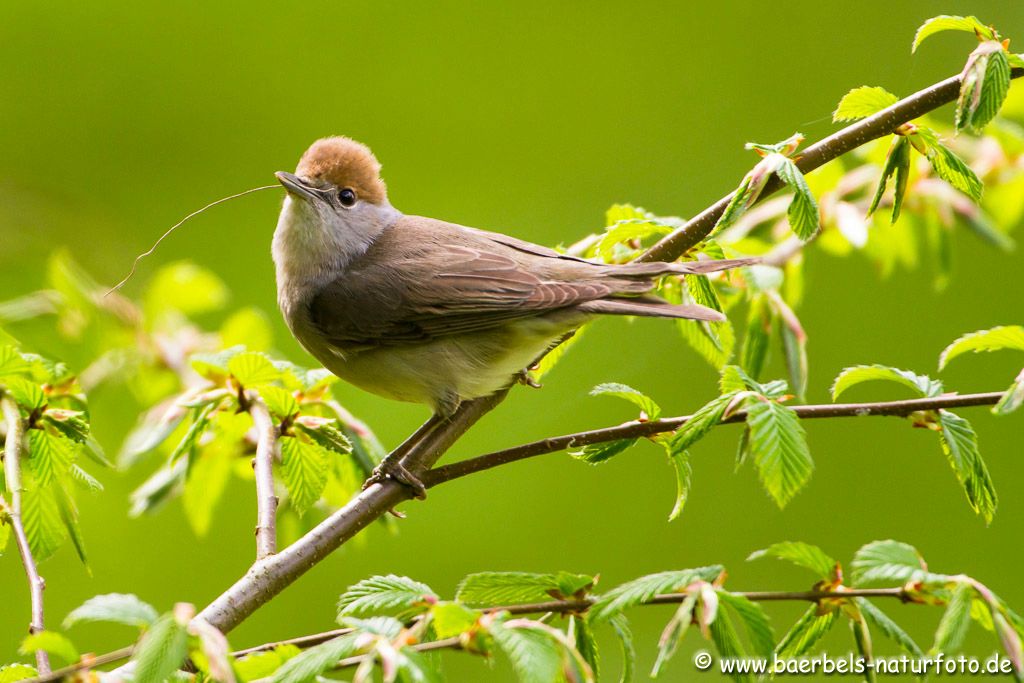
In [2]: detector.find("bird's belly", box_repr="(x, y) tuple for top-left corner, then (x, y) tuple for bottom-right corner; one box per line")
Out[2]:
(298, 314), (585, 412)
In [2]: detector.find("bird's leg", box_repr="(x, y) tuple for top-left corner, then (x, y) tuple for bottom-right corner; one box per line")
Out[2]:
(515, 368), (542, 388)
(362, 413), (445, 500)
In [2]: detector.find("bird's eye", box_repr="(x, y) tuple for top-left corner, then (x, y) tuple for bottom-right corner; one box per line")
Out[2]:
(338, 188), (357, 207)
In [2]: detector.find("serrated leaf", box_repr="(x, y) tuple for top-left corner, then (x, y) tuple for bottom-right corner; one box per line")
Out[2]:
(775, 605), (838, 657)
(21, 474), (66, 561)
(0, 345), (32, 378)
(257, 385), (299, 421)
(270, 633), (358, 683)
(279, 436), (329, 515)
(937, 410), (997, 523)
(932, 583), (975, 654)
(570, 438), (638, 465)
(608, 613), (636, 683)
(27, 430), (75, 487)
(852, 540), (932, 586)
(132, 612), (190, 683)
(234, 649), (292, 681)
(671, 392), (742, 452)
(182, 440), (233, 537)
(745, 400), (813, 508)
(19, 631), (78, 664)
(957, 42), (1011, 133)
(831, 364), (942, 400)
(294, 418), (352, 456)
(590, 383), (661, 419)
(456, 571), (595, 606)
(573, 615), (600, 681)
(589, 566), (724, 624)
(337, 575), (438, 619)
(713, 153), (786, 235)
(929, 143), (983, 201)
(667, 449), (691, 522)
(431, 602), (480, 639)
(777, 159), (820, 240)
(855, 597), (924, 657)
(169, 405), (215, 465)
(741, 296), (771, 380)
(596, 220), (673, 262)
(995, 373), (1024, 415)
(55, 484), (88, 568)
(64, 593), (158, 629)
(228, 352), (281, 388)
(913, 15), (995, 52)
(939, 326), (1024, 369)
(651, 594), (696, 678)
(490, 620), (562, 683)
(5, 377), (46, 412)
(710, 609), (752, 683)
(190, 346), (245, 382)
(716, 591), (776, 659)
(748, 541), (836, 579)
(833, 86), (899, 122)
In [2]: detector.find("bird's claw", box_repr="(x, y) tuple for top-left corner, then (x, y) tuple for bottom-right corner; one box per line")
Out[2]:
(363, 459), (427, 500)
(517, 369), (542, 389)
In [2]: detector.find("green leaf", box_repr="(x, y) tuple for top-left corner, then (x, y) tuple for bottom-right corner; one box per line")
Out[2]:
(671, 392), (742, 452)
(939, 326), (1024, 369)
(589, 566), (724, 624)
(608, 613), (636, 683)
(740, 296), (771, 380)
(747, 541), (836, 579)
(21, 474), (66, 561)
(168, 405), (215, 465)
(849, 609), (876, 683)
(745, 400), (813, 508)
(228, 352), (281, 388)
(956, 42), (1011, 133)
(19, 631), (78, 664)
(27, 430), (75, 487)
(995, 372), (1024, 415)
(529, 325), (587, 383)
(270, 633), (358, 683)
(431, 602), (480, 639)
(55, 485), (88, 568)
(257, 385), (299, 421)
(490, 620), (562, 683)
(776, 159), (820, 240)
(0, 346), (32, 378)
(851, 540), (932, 586)
(182, 440), (233, 537)
(928, 143), (983, 201)
(667, 449), (691, 522)
(457, 571), (595, 606)
(570, 438), (638, 465)
(596, 220), (672, 262)
(64, 593), (158, 629)
(293, 418), (352, 456)
(190, 345), (245, 382)
(590, 383), (661, 419)
(831, 364), (942, 400)
(0, 664), (37, 682)
(867, 136), (912, 223)
(573, 615), (600, 682)
(912, 15), (995, 52)
(337, 574), (438, 619)
(833, 86), (899, 121)
(855, 597), (924, 657)
(710, 608), (752, 683)
(5, 377), (46, 412)
(932, 583), (975, 654)
(279, 436), (330, 515)
(131, 612), (190, 683)
(775, 605), (838, 657)
(716, 591), (775, 659)
(651, 594), (697, 678)
(937, 410), (997, 523)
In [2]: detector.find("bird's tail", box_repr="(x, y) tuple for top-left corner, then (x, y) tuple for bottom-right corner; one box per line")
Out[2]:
(615, 256), (759, 278)
(577, 298), (726, 321)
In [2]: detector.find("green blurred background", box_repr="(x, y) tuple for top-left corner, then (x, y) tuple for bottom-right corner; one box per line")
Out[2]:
(2, 1), (1023, 679)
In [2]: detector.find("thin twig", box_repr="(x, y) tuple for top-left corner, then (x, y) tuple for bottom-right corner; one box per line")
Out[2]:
(2, 395), (50, 675)
(248, 395), (279, 560)
(422, 391), (1005, 486)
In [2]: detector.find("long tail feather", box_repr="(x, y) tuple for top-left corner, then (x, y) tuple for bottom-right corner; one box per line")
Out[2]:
(577, 299), (726, 322)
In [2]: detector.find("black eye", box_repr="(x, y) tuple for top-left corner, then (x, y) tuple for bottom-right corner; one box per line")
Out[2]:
(338, 188), (357, 207)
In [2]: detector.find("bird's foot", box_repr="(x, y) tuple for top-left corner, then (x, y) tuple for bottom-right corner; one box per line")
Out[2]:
(363, 458), (427, 500)
(516, 369), (542, 389)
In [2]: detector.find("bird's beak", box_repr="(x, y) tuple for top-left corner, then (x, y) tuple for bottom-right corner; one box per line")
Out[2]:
(275, 171), (320, 202)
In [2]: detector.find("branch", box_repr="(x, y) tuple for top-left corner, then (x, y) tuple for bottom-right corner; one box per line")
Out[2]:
(248, 394), (279, 560)
(192, 67), (1020, 635)
(1, 395), (50, 675)
(422, 391), (1005, 486)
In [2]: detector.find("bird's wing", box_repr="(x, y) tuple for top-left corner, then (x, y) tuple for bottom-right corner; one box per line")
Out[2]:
(308, 218), (618, 348)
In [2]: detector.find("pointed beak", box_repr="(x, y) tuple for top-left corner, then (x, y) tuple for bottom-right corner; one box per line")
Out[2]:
(275, 171), (320, 202)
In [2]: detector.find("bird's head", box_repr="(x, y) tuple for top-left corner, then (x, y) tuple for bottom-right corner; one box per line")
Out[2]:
(274, 137), (401, 271)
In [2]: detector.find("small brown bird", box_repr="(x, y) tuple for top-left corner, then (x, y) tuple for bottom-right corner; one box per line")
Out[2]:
(273, 137), (753, 494)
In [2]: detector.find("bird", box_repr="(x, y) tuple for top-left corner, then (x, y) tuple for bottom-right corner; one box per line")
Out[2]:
(272, 136), (754, 496)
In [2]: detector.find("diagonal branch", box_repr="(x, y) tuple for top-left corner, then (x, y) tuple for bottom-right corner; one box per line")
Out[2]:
(2, 395), (50, 675)
(191, 67), (1021, 635)
(247, 394), (279, 560)
(422, 391), (1005, 486)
